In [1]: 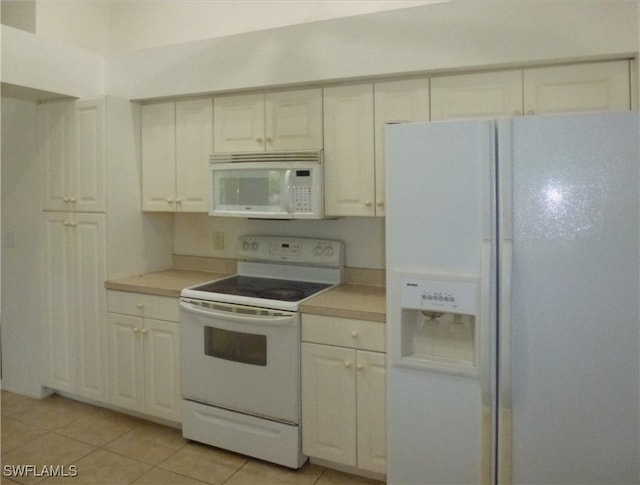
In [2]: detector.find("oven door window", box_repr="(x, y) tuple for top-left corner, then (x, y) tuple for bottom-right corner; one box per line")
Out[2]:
(204, 326), (267, 366)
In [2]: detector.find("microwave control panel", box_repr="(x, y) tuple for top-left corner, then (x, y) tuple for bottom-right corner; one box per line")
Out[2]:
(292, 170), (313, 213)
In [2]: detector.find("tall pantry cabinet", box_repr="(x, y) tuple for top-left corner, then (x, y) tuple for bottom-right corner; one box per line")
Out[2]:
(40, 98), (108, 401)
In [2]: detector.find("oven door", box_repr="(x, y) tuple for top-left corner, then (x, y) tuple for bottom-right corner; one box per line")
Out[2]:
(180, 298), (300, 424)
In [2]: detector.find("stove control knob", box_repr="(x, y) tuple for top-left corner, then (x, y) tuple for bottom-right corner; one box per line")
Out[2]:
(251, 241), (259, 251)
(324, 245), (334, 257)
(242, 241), (250, 251)
(313, 245), (324, 256)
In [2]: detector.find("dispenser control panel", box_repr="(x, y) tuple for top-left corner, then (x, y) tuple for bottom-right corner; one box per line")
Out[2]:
(401, 276), (477, 316)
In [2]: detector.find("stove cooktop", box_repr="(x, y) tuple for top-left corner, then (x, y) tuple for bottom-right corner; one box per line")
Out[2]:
(189, 275), (332, 302)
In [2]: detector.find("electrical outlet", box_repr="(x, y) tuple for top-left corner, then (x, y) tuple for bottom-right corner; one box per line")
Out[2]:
(212, 231), (224, 250)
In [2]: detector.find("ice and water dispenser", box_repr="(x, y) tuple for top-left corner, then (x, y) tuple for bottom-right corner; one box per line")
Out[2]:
(394, 271), (480, 373)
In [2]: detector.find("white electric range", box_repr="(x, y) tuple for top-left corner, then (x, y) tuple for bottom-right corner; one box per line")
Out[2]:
(180, 235), (344, 468)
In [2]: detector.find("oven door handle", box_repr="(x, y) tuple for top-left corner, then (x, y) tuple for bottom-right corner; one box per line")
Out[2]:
(180, 300), (297, 326)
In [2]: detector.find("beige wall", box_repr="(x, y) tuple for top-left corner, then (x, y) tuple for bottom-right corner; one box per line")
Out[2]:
(108, 1), (639, 100)
(33, 0), (437, 56)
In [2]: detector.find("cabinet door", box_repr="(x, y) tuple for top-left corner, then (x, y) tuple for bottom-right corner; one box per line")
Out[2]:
(143, 318), (181, 422)
(74, 213), (108, 402)
(266, 89), (323, 150)
(323, 84), (375, 217)
(430, 70), (523, 120)
(42, 212), (76, 393)
(176, 98), (212, 212)
(40, 100), (75, 212)
(356, 351), (387, 474)
(374, 79), (430, 217)
(74, 98), (105, 212)
(302, 342), (357, 466)
(108, 313), (145, 413)
(141, 102), (177, 211)
(213, 93), (265, 152)
(523, 60), (631, 115)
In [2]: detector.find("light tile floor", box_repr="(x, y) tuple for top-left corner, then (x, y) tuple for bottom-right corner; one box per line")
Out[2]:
(1, 391), (384, 485)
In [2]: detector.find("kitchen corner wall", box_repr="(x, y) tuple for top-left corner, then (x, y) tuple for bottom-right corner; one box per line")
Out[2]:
(1, 97), (46, 397)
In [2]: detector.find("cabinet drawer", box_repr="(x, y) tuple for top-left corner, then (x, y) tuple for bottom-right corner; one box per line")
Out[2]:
(107, 290), (179, 322)
(301, 314), (385, 352)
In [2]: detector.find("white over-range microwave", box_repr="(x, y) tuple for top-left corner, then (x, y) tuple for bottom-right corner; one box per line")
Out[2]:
(209, 150), (324, 219)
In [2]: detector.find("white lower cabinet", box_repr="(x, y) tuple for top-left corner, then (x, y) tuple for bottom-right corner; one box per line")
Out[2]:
(42, 212), (108, 402)
(107, 291), (181, 423)
(301, 314), (386, 475)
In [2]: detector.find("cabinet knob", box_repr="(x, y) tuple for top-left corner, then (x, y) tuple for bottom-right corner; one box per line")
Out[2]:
(63, 197), (70, 203)
(136, 303), (144, 309)
(175, 198), (182, 204)
(69, 197), (76, 203)
(365, 201), (373, 208)
(133, 327), (140, 333)
(376, 201), (384, 207)
(141, 328), (148, 335)
(265, 136), (272, 143)
(351, 331), (359, 339)
(167, 198), (174, 204)
(356, 364), (364, 371)
(256, 137), (263, 143)
(344, 361), (352, 368)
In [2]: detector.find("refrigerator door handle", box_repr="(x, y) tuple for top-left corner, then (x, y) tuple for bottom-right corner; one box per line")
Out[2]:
(479, 239), (493, 408)
(499, 239), (513, 409)
(498, 238), (513, 485)
(479, 238), (494, 485)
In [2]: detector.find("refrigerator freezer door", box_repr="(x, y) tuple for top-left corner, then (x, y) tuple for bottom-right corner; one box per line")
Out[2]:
(386, 120), (496, 485)
(500, 112), (639, 484)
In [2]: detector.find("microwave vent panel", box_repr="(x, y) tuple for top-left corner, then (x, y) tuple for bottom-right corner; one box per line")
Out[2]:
(210, 150), (322, 164)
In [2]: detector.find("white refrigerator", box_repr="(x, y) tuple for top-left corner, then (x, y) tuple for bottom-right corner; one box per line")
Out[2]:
(385, 111), (639, 485)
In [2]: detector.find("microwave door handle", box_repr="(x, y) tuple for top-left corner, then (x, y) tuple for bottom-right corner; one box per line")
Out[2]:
(284, 169), (293, 214)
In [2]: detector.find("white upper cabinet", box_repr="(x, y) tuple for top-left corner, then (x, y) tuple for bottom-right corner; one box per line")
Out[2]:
(430, 70), (523, 120)
(431, 60), (631, 121)
(141, 102), (176, 211)
(323, 84), (375, 217)
(213, 88), (322, 152)
(267, 89), (323, 151)
(523, 60), (631, 115)
(374, 79), (430, 217)
(213, 93), (264, 153)
(41, 98), (106, 212)
(141, 98), (212, 212)
(175, 99), (213, 212)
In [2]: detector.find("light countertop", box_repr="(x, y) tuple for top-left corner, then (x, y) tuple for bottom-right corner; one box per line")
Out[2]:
(300, 284), (386, 322)
(105, 269), (225, 298)
(106, 270), (386, 322)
